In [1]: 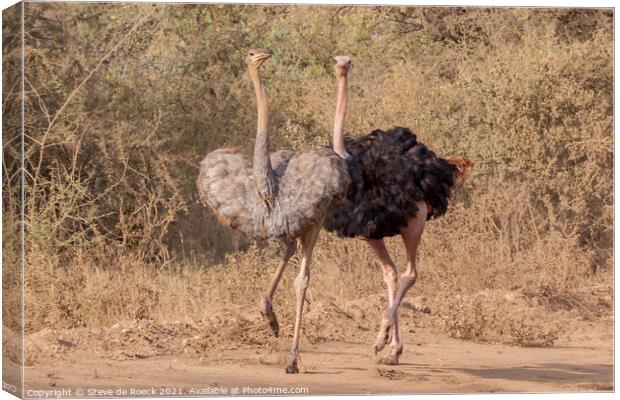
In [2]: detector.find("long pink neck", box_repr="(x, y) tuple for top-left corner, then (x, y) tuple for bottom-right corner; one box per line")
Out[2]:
(333, 72), (348, 158)
(248, 65), (278, 203)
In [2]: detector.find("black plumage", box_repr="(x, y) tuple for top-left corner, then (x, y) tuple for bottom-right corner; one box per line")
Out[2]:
(324, 127), (458, 239)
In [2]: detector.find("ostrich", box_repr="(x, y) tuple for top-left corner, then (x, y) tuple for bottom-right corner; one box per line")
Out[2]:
(196, 49), (349, 373)
(323, 63), (473, 365)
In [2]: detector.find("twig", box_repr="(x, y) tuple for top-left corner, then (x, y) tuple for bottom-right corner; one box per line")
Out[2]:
(144, 109), (163, 142)
(2, 78), (20, 113)
(25, 77), (51, 126)
(31, 14), (153, 196)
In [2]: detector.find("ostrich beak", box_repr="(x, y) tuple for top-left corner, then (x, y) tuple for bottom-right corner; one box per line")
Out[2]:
(334, 55), (352, 68)
(257, 49), (272, 61)
(334, 55), (352, 76)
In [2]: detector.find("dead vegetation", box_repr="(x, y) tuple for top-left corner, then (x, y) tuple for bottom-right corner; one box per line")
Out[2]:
(2, 4), (613, 361)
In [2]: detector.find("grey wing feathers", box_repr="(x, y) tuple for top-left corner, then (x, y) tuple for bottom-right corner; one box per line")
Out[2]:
(197, 147), (349, 240)
(196, 148), (255, 231)
(275, 148), (350, 235)
(270, 149), (295, 177)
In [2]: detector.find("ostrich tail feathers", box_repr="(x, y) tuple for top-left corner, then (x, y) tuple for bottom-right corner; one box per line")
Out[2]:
(445, 156), (473, 185)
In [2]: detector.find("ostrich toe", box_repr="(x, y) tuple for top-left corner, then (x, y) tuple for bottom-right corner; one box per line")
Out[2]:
(284, 362), (299, 374)
(377, 352), (399, 365)
(376, 344), (403, 365)
(373, 316), (392, 353)
(284, 351), (301, 373)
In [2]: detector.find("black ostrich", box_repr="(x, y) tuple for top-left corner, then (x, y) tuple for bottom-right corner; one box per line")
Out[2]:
(324, 125), (473, 365)
(326, 55), (473, 365)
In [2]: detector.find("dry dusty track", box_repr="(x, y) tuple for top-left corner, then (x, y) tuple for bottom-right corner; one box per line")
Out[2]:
(21, 330), (612, 396)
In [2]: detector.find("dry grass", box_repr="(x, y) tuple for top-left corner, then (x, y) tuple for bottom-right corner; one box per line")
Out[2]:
(1, 5), (612, 352)
(439, 291), (560, 347)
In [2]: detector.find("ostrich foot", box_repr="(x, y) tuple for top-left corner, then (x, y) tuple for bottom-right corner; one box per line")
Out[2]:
(284, 361), (299, 374)
(259, 298), (279, 337)
(377, 344), (403, 365)
(284, 352), (300, 374)
(373, 316), (392, 354)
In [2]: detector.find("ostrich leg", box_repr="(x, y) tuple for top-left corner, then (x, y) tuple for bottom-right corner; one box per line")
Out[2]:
(366, 239), (399, 355)
(259, 240), (296, 337)
(284, 219), (323, 373)
(376, 201), (427, 365)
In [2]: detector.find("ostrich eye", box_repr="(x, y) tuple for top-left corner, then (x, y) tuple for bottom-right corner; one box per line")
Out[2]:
(249, 52), (255, 56)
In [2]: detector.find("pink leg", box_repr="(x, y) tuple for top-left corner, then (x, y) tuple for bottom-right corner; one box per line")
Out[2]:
(366, 239), (399, 354)
(378, 201), (427, 365)
(259, 240), (296, 337)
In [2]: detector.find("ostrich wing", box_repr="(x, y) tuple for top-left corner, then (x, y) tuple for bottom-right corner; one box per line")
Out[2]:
(270, 149), (296, 177)
(271, 148), (350, 237)
(198, 147), (348, 240)
(197, 148), (257, 232)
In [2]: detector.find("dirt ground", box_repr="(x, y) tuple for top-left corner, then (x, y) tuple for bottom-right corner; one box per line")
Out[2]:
(20, 333), (612, 396)
(5, 296), (613, 397)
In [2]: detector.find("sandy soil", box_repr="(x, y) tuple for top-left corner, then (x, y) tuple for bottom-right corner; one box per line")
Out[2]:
(4, 289), (612, 397)
(16, 325), (613, 396)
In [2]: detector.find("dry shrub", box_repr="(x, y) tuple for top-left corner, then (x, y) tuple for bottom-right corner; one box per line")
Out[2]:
(441, 291), (559, 347)
(2, 5), (612, 348)
(23, 251), (207, 332)
(514, 232), (595, 309)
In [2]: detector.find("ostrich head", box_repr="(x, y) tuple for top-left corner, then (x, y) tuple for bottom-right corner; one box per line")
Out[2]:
(334, 55), (352, 77)
(245, 49), (271, 69)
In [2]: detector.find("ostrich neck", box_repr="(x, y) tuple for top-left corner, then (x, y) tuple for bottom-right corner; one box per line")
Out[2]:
(248, 66), (278, 202)
(333, 74), (348, 158)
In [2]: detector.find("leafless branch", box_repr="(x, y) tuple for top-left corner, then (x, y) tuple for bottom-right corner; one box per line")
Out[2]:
(31, 14), (154, 195)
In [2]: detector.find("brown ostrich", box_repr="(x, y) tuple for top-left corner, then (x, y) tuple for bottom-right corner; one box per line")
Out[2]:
(196, 49), (350, 373)
(323, 62), (473, 365)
